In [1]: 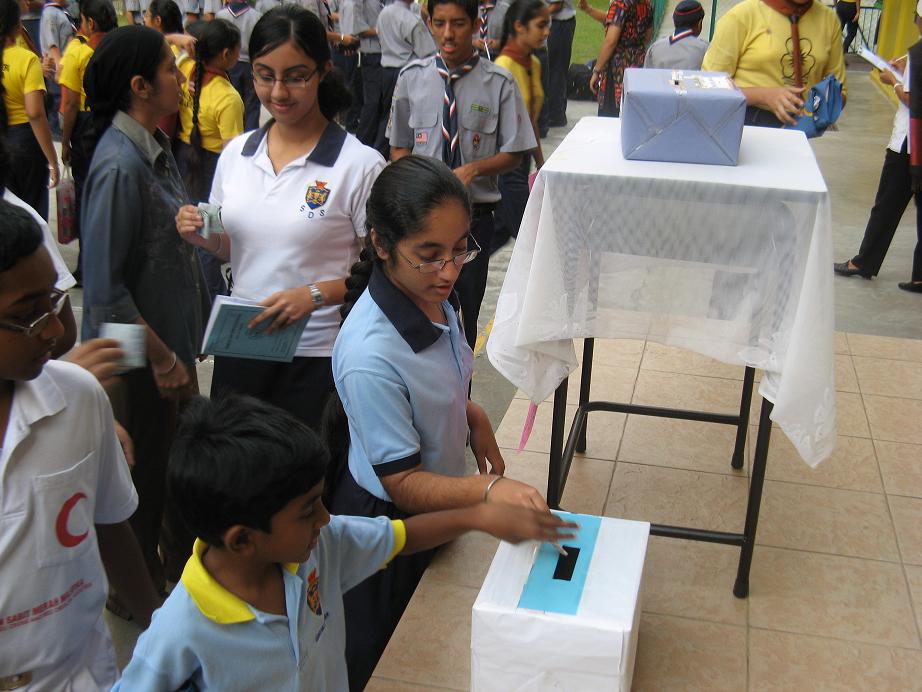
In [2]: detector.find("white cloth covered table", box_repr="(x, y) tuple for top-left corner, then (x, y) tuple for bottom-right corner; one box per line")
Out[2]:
(487, 117), (836, 467)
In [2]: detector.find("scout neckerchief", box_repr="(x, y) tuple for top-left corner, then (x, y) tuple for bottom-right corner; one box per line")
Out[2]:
(499, 41), (535, 114)
(478, 1), (495, 58)
(669, 27), (696, 44)
(226, 1), (249, 16)
(909, 38), (922, 191)
(761, 0), (813, 88)
(435, 52), (479, 168)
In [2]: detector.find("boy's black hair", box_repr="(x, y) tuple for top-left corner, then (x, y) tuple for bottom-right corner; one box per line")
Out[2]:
(0, 200), (44, 273)
(168, 394), (329, 547)
(427, 0), (478, 22)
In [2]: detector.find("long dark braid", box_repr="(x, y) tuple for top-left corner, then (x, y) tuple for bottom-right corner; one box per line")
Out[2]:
(185, 19), (240, 200)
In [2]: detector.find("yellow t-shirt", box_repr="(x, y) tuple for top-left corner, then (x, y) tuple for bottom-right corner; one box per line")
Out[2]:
(2, 45), (46, 126)
(702, 0), (846, 97)
(178, 69), (244, 153)
(495, 54), (544, 121)
(58, 37), (94, 112)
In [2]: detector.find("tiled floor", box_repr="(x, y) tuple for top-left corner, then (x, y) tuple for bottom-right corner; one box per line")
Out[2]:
(371, 334), (922, 691)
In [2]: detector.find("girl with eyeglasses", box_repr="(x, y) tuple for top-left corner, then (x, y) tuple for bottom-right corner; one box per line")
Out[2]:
(175, 5), (384, 430)
(325, 155), (550, 691)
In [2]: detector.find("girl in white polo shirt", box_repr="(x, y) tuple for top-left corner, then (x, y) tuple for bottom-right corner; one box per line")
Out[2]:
(175, 5), (384, 429)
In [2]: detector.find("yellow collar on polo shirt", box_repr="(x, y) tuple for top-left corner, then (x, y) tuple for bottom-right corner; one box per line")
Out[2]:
(181, 538), (299, 624)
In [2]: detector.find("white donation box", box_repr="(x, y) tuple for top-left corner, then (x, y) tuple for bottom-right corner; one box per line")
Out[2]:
(471, 513), (649, 691)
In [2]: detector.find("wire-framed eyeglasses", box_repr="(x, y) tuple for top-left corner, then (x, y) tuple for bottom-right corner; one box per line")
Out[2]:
(0, 289), (69, 338)
(397, 235), (481, 274)
(253, 66), (320, 89)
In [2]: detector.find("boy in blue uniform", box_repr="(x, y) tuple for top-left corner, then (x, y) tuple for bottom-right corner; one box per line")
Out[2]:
(114, 394), (576, 691)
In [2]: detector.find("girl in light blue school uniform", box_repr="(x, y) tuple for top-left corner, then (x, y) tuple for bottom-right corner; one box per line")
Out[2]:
(326, 155), (549, 691)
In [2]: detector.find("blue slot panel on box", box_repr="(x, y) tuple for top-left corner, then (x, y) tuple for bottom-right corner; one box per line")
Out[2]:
(517, 512), (602, 616)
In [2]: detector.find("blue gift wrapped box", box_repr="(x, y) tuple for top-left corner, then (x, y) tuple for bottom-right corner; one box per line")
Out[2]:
(620, 68), (746, 166)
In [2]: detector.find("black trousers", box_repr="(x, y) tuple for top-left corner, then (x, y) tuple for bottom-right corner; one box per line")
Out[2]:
(455, 207), (496, 350)
(356, 52), (383, 147)
(546, 17), (576, 125)
(211, 354), (334, 430)
(228, 60), (260, 131)
(852, 146), (922, 281)
(836, 1), (859, 53)
(375, 66), (401, 157)
(333, 49), (363, 132)
(493, 155), (531, 254)
(3, 123), (49, 219)
(329, 470), (435, 692)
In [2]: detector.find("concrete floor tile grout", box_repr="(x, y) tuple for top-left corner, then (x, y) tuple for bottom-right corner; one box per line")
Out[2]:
(745, 624), (922, 653)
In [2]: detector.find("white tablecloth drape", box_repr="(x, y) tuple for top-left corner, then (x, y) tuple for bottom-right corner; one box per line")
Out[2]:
(487, 118), (836, 467)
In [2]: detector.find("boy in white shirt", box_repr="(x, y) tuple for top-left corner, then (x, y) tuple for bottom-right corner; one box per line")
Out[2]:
(0, 200), (160, 691)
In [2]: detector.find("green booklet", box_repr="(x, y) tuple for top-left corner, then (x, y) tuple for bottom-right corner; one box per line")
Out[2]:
(202, 295), (309, 362)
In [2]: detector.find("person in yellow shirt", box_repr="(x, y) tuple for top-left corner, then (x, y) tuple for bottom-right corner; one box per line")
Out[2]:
(58, 0), (116, 282)
(176, 17), (243, 299)
(702, 0), (846, 127)
(492, 0), (549, 253)
(1, 0), (59, 220)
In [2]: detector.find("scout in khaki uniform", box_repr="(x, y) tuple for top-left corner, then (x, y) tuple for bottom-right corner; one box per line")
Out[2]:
(387, 0), (535, 349)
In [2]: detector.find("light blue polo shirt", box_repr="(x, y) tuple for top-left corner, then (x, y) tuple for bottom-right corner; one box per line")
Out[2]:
(333, 264), (474, 502)
(112, 515), (401, 691)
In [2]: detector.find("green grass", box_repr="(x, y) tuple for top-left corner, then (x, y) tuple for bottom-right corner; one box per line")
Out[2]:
(570, 0), (668, 65)
(571, 1), (613, 65)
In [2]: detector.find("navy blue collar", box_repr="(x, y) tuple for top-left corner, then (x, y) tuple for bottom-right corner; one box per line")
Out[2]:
(240, 120), (347, 167)
(367, 263), (461, 353)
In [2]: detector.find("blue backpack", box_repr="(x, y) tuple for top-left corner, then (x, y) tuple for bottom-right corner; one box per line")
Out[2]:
(787, 74), (844, 138)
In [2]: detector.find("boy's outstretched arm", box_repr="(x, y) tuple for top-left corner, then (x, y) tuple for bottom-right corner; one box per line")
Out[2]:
(401, 503), (579, 556)
(96, 521), (163, 628)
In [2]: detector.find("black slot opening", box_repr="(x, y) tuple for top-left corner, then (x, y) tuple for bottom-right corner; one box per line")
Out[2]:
(552, 547), (580, 581)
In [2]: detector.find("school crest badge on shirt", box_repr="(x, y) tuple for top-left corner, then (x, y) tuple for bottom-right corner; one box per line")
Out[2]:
(305, 181), (330, 210)
(306, 568), (323, 616)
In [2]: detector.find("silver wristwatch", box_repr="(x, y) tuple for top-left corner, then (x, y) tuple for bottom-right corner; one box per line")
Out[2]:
(307, 283), (325, 309)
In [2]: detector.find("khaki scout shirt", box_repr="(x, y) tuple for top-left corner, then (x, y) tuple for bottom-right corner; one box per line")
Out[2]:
(386, 55), (536, 204)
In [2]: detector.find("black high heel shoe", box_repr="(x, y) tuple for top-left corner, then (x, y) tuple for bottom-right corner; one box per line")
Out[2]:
(833, 261), (871, 279)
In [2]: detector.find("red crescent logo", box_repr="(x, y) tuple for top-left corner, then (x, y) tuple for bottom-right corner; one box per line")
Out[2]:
(55, 492), (88, 548)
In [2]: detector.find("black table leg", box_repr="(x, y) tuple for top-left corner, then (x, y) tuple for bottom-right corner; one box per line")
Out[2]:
(576, 339), (594, 453)
(731, 367), (756, 470)
(733, 396), (773, 598)
(547, 378), (569, 510)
